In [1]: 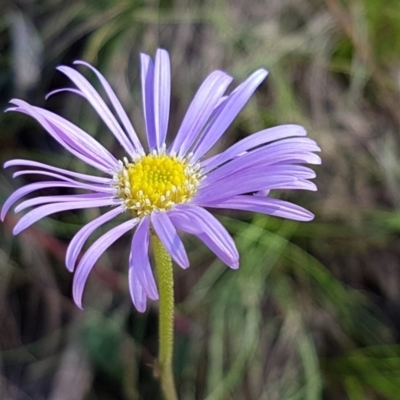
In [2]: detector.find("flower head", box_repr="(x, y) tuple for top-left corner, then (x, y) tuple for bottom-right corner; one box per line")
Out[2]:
(2, 49), (320, 312)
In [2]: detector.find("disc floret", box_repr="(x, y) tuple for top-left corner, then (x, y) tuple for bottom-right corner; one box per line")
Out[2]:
(114, 151), (201, 216)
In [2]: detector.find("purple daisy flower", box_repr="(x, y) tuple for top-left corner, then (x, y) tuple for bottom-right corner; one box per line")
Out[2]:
(2, 49), (320, 312)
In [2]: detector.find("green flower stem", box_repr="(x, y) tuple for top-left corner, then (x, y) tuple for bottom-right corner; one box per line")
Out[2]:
(152, 234), (178, 400)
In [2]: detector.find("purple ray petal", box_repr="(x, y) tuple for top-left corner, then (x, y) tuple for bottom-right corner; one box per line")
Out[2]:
(153, 49), (171, 149)
(140, 53), (156, 150)
(73, 218), (139, 308)
(203, 145), (319, 186)
(2, 181), (93, 221)
(203, 163), (317, 185)
(255, 189), (271, 197)
(169, 70), (233, 157)
(9, 100), (113, 173)
(151, 211), (189, 269)
(13, 198), (120, 235)
(56, 66), (136, 156)
(194, 173), (297, 204)
(201, 124), (311, 172)
(4, 159), (112, 183)
(169, 205), (239, 269)
(197, 174), (317, 204)
(129, 217), (158, 300)
(129, 268), (148, 312)
(207, 195), (314, 221)
(15, 193), (113, 213)
(46, 87), (82, 99)
(278, 180), (318, 191)
(37, 107), (118, 166)
(191, 69), (268, 162)
(270, 154), (322, 165)
(197, 233), (238, 268)
(73, 61), (144, 153)
(66, 206), (125, 272)
(12, 170), (115, 193)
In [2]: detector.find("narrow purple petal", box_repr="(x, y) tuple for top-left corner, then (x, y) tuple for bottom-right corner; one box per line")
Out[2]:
(73, 61), (144, 153)
(129, 217), (158, 300)
(255, 189), (271, 197)
(197, 233), (239, 269)
(192, 170), (317, 206)
(207, 195), (315, 221)
(168, 205), (239, 269)
(169, 71), (233, 157)
(2, 181), (93, 221)
(140, 53), (156, 150)
(45, 88), (81, 99)
(201, 124), (309, 172)
(4, 159), (111, 184)
(66, 207), (124, 272)
(73, 218), (139, 308)
(194, 174), (297, 204)
(56, 66), (136, 156)
(192, 69), (269, 162)
(153, 49), (171, 149)
(129, 268), (147, 312)
(9, 100), (113, 173)
(270, 154), (322, 165)
(15, 193), (113, 213)
(279, 180), (318, 191)
(203, 146), (319, 186)
(151, 211), (189, 269)
(13, 198), (120, 235)
(38, 107), (118, 166)
(12, 170), (115, 193)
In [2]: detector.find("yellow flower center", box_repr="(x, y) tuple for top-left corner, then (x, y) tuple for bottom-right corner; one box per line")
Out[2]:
(115, 154), (200, 216)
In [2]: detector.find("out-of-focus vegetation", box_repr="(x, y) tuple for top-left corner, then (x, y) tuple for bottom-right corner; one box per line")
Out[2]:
(1, 0), (400, 399)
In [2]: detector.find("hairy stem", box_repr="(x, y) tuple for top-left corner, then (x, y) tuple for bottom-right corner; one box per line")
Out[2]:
(152, 234), (178, 400)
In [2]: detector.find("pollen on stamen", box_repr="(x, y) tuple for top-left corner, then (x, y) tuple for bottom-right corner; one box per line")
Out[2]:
(113, 152), (202, 216)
